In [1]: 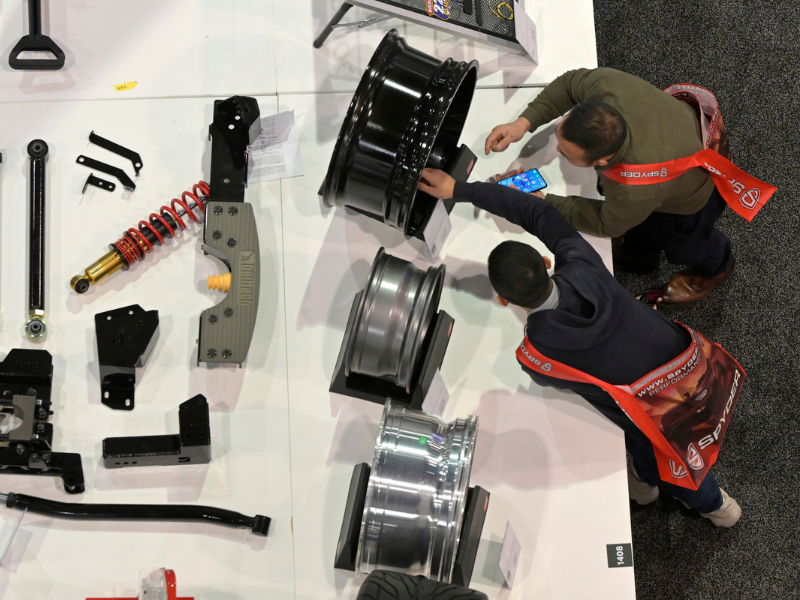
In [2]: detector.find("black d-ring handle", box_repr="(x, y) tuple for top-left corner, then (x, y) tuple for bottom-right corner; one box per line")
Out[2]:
(8, 0), (65, 71)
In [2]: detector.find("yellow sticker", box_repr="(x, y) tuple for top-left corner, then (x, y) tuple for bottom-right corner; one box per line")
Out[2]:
(114, 81), (137, 92)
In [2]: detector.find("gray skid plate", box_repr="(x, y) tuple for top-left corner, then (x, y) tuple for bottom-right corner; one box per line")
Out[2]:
(198, 201), (260, 365)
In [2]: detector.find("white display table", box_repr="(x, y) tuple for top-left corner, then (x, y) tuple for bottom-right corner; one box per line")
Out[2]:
(0, 96), (294, 599)
(0, 0), (277, 102)
(280, 88), (634, 600)
(0, 2), (634, 598)
(275, 0), (598, 93)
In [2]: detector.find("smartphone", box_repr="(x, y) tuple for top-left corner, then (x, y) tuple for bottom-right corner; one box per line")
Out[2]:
(497, 168), (547, 194)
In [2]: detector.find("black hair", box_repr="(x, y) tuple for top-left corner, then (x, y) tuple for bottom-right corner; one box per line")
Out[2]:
(488, 241), (550, 308)
(560, 100), (627, 163)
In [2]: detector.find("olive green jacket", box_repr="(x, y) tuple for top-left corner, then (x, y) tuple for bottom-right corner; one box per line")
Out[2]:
(519, 68), (715, 238)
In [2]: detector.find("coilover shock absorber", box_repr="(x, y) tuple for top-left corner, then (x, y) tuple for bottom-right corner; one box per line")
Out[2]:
(69, 181), (210, 294)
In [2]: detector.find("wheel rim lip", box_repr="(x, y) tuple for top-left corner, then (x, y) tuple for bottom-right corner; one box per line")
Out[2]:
(439, 414), (479, 582)
(344, 247), (386, 378)
(321, 29), (403, 212)
(346, 248), (446, 391)
(396, 262), (445, 392)
(396, 59), (478, 235)
(321, 28), (478, 234)
(355, 399), (394, 576)
(355, 401), (480, 581)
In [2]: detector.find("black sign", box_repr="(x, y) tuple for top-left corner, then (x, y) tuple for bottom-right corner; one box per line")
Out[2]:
(606, 543), (633, 568)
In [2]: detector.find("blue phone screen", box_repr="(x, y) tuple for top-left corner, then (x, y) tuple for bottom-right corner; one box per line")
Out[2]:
(498, 169), (547, 193)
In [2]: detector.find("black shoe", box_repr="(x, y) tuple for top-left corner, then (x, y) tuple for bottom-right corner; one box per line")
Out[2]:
(612, 237), (660, 274)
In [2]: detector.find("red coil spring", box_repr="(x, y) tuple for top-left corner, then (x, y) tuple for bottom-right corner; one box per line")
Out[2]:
(112, 181), (210, 266)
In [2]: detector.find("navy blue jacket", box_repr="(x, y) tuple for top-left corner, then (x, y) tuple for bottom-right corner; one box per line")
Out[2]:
(453, 181), (691, 447)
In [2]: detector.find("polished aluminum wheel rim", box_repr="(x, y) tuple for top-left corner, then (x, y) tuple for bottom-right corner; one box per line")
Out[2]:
(356, 400), (479, 582)
(345, 248), (445, 392)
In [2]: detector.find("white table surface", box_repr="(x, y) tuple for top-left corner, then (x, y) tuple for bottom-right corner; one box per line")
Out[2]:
(0, 4), (634, 599)
(0, 0), (277, 103)
(0, 96), (294, 599)
(280, 88), (635, 600)
(275, 0), (598, 94)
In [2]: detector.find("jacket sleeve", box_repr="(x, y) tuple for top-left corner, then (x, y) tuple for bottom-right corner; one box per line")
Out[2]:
(452, 181), (604, 265)
(544, 182), (662, 238)
(518, 68), (597, 131)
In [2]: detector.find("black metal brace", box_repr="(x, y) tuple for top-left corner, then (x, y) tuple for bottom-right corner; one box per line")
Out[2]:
(88, 131), (143, 176)
(102, 395), (211, 468)
(82, 173), (116, 194)
(0, 349), (85, 494)
(26, 140), (48, 339)
(96, 305), (159, 411)
(1, 491), (270, 536)
(76, 155), (136, 191)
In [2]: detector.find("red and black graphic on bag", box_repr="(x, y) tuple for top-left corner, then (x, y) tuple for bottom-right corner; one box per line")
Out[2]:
(516, 323), (745, 489)
(628, 328), (744, 485)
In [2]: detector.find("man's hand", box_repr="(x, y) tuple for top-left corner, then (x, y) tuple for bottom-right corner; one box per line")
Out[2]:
(495, 167), (525, 183)
(418, 168), (455, 199)
(495, 167), (546, 198)
(637, 291), (663, 309)
(484, 116), (531, 155)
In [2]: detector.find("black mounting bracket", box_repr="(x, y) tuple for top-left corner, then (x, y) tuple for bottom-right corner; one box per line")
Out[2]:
(0, 349), (85, 494)
(76, 155), (136, 191)
(82, 173), (116, 194)
(96, 305), (159, 411)
(102, 395), (212, 468)
(207, 95), (261, 203)
(88, 131), (143, 175)
(330, 292), (455, 410)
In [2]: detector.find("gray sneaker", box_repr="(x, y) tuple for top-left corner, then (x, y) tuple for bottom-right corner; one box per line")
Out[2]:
(627, 452), (659, 505)
(699, 488), (742, 528)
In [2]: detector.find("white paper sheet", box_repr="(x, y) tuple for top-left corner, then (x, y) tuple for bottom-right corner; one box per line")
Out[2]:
(499, 521), (522, 588)
(422, 199), (452, 262)
(247, 111), (305, 182)
(421, 369), (450, 416)
(515, 9), (539, 64)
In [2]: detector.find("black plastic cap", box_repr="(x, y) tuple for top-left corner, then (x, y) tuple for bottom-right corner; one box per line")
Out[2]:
(27, 139), (48, 159)
(74, 278), (90, 294)
(251, 514), (271, 536)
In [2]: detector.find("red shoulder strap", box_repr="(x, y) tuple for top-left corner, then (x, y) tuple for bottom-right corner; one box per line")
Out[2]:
(602, 148), (775, 222)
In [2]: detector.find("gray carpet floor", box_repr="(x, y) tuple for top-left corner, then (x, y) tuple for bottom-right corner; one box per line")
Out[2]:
(592, 1), (800, 598)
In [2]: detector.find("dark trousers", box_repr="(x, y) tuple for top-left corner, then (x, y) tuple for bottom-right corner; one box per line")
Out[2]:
(626, 434), (724, 513)
(623, 187), (734, 276)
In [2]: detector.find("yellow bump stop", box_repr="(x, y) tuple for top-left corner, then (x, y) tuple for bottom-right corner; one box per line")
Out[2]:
(207, 273), (231, 292)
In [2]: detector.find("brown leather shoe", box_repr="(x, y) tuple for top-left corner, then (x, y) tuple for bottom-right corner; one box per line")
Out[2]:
(659, 260), (736, 307)
(612, 237), (660, 274)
